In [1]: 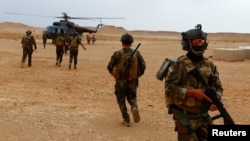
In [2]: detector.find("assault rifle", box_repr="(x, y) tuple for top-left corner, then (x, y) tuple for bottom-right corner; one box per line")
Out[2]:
(190, 67), (235, 125)
(122, 43), (141, 77)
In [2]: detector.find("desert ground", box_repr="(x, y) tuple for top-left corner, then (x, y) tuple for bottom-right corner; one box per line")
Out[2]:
(0, 22), (250, 141)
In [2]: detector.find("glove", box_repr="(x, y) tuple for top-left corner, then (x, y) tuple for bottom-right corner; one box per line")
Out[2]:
(111, 72), (118, 78)
(186, 89), (212, 103)
(209, 104), (218, 111)
(111, 67), (120, 79)
(186, 89), (204, 99)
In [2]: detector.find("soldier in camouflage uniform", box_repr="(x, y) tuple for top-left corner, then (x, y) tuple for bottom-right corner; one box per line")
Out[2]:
(64, 33), (70, 56)
(21, 30), (37, 68)
(86, 34), (91, 45)
(91, 34), (96, 45)
(54, 33), (66, 67)
(107, 33), (146, 127)
(68, 32), (86, 69)
(157, 24), (223, 141)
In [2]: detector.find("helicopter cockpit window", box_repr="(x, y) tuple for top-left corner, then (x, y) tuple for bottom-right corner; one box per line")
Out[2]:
(44, 27), (51, 31)
(44, 27), (56, 33)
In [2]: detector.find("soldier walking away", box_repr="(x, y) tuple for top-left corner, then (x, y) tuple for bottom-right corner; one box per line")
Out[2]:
(64, 33), (70, 56)
(91, 34), (96, 45)
(68, 32), (86, 69)
(86, 34), (91, 45)
(21, 30), (37, 68)
(54, 33), (66, 67)
(107, 33), (146, 127)
(156, 24), (223, 141)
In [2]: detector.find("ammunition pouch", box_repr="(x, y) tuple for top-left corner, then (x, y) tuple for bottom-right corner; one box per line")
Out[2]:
(156, 58), (176, 81)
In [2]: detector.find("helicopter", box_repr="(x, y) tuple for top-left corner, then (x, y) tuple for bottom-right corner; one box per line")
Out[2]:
(5, 12), (125, 47)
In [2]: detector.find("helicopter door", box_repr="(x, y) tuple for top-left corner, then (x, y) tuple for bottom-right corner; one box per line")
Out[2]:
(55, 28), (65, 35)
(60, 29), (65, 34)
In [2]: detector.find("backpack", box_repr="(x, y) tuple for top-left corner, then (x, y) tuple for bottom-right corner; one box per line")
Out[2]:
(22, 36), (34, 48)
(55, 37), (65, 46)
(114, 49), (139, 80)
(69, 36), (81, 48)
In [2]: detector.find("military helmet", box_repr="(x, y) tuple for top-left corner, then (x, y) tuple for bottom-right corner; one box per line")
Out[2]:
(181, 24), (208, 55)
(72, 31), (78, 36)
(26, 30), (32, 35)
(120, 33), (134, 44)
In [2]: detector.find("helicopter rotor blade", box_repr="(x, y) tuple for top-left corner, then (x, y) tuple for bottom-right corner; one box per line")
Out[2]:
(4, 12), (55, 18)
(70, 17), (125, 20)
(55, 12), (72, 21)
(59, 12), (125, 20)
(61, 17), (125, 20)
(4, 11), (125, 21)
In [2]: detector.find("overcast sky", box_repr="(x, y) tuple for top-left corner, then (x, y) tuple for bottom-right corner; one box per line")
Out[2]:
(1, 0), (250, 33)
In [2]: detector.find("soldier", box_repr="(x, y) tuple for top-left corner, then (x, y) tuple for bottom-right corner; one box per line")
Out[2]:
(86, 34), (91, 45)
(107, 33), (146, 127)
(21, 30), (37, 68)
(91, 34), (96, 45)
(54, 33), (66, 67)
(156, 24), (223, 141)
(64, 33), (70, 55)
(68, 32), (86, 69)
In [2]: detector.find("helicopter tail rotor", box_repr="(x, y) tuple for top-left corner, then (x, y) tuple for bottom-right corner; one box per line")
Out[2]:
(96, 24), (103, 31)
(95, 18), (106, 31)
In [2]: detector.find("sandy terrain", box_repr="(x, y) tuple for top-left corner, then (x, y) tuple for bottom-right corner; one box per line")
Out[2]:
(0, 22), (250, 141)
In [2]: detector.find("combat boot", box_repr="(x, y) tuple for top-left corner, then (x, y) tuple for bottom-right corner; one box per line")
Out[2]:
(28, 60), (32, 67)
(21, 62), (24, 68)
(122, 120), (131, 127)
(68, 63), (71, 69)
(132, 107), (140, 123)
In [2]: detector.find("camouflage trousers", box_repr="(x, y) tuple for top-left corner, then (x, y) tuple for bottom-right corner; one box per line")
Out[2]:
(115, 79), (138, 122)
(22, 47), (33, 66)
(56, 46), (65, 63)
(172, 108), (212, 141)
(64, 46), (69, 55)
(69, 48), (79, 65)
